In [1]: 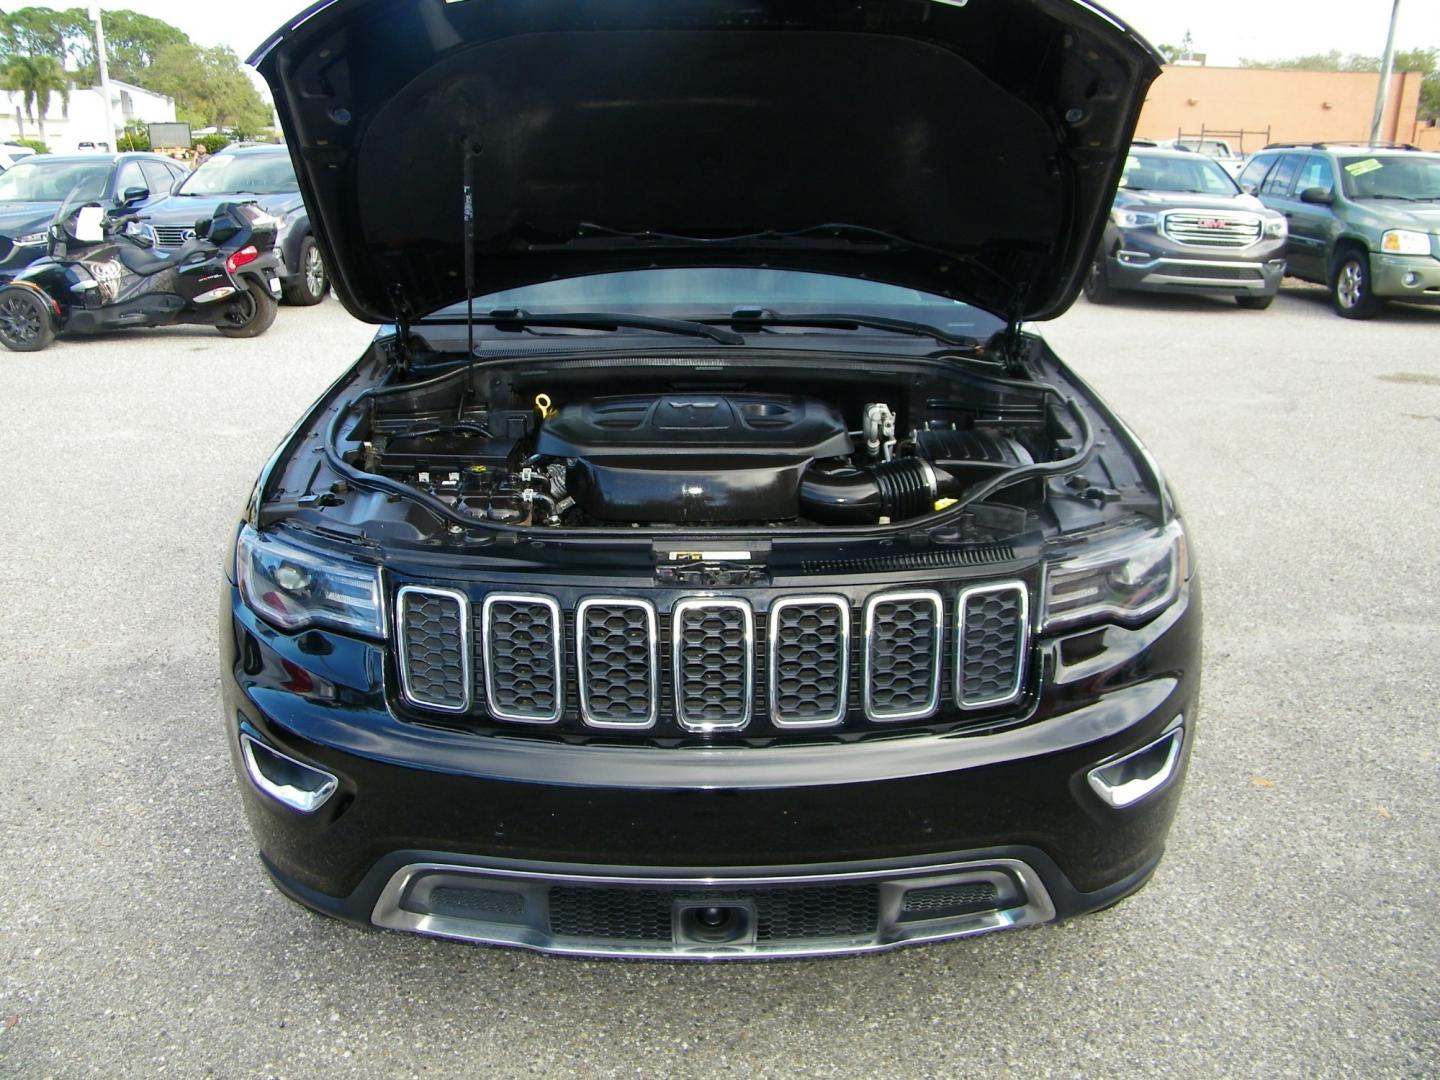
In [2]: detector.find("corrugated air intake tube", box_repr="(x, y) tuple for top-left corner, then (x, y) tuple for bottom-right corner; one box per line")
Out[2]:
(800, 458), (957, 525)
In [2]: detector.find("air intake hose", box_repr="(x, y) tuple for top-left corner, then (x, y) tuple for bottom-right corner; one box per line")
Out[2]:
(800, 458), (957, 525)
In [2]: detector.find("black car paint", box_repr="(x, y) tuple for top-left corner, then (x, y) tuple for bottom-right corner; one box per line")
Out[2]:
(252, 0), (1164, 324)
(225, 0), (1200, 956)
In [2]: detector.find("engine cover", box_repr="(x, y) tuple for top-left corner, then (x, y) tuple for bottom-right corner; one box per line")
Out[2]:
(535, 394), (853, 523)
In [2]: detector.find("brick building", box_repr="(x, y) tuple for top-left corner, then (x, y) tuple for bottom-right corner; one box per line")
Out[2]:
(1137, 66), (1438, 153)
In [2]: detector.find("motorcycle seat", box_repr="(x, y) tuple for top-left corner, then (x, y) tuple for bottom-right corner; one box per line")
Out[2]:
(117, 240), (204, 277)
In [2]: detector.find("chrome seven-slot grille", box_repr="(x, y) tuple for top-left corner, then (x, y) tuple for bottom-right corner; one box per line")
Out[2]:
(1161, 211), (1263, 248)
(394, 584), (1030, 733)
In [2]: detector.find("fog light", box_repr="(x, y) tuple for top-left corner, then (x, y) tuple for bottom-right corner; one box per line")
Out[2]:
(240, 732), (338, 813)
(1403, 272), (1422, 289)
(1087, 726), (1183, 809)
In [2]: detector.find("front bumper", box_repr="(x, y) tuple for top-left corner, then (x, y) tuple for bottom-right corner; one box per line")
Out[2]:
(220, 577), (1201, 958)
(1103, 227), (1286, 297)
(1370, 253), (1440, 304)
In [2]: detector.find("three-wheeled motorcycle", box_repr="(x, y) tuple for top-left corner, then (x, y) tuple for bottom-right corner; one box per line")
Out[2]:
(0, 188), (282, 352)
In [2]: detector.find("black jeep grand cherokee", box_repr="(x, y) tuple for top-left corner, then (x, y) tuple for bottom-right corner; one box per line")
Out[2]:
(224, 0), (1196, 958)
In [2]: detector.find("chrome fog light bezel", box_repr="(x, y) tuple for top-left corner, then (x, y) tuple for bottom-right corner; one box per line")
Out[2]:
(1087, 725), (1184, 809)
(240, 732), (339, 814)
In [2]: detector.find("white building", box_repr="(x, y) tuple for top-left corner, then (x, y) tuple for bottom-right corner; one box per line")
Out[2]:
(0, 79), (176, 153)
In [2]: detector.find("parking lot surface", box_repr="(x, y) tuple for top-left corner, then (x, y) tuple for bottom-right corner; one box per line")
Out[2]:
(1, 286), (1437, 1079)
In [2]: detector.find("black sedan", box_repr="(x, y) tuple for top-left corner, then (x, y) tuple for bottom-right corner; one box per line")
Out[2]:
(0, 153), (188, 278)
(144, 144), (327, 306)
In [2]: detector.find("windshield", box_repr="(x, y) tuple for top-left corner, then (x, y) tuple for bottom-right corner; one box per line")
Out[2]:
(177, 153), (297, 196)
(0, 160), (110, 203)
(430, 269), (1007, 336)
(1339, 155), (1440, 201)
(1122, 153), (1239, 195)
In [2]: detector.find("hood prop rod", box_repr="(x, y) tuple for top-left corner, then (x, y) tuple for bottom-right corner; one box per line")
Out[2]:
(460, 136), (481, 420)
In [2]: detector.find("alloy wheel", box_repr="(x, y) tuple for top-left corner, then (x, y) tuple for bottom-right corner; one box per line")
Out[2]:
(0, 293), (42, 345)
(304, 245), (327, 298)
(1336, 260), (1364, 310)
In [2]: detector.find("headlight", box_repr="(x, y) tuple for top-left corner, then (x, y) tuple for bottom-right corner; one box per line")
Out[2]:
(1264, 217), (1288, 240)
(1111, 209), (1159, 230)
(1381, 229), (1432, 256)
(236, 525), (384, 637)
(14, 232), (47, 246)
(1043, 520), (1187, 631)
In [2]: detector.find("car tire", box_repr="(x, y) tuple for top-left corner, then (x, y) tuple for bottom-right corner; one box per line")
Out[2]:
(218, 278), (280, 339)
(0, 286), (56, 352)
(282, 236), (329, 306)
(1083, 256), (1118, 305)
(1330, 250), (1383, 320)
(1234, 295), (1274, 310)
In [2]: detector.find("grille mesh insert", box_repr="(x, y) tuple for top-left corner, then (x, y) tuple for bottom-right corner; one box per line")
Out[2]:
(674, 601), (752, 730)
(901, 882), (999, 919)
(398, 590), (467, 711)
(484, 596), (561, 722)
(578, 601), (656, 727)
(770, 599), (848, 726)
(958, 586), (1027, 708)
(865, 593), (942, 721)
(547, 884), (880, 943)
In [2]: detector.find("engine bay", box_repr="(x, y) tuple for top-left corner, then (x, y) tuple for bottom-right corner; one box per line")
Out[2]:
(343, 353), (1092, 531)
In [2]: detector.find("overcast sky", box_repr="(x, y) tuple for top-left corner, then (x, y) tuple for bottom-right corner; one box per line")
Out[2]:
(6, 1), (1439, 70)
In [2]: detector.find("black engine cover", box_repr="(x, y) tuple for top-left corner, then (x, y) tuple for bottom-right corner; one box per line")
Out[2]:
(535, 394), (852, 523)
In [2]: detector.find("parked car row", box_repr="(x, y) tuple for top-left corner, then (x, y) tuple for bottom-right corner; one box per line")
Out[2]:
(0, 144), (326, 307)
(1091, 141), (1440, 319)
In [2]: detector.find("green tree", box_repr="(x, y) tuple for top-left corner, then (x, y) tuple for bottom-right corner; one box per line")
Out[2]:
(1, 53), (71, 141)
(147, 43), (269, 135)
(67, 9), (190, 84)
(1242, 47), (1440, 122)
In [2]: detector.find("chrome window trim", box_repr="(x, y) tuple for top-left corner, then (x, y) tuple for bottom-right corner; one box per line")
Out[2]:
(954, 582), (1030, 711)
(862, 590), (944, 723)
(672, 597), (754, 733)
(767, 596), (850, 729)
(395, 585), (472, 714)
(482, 592), (564, 725)
(576, 597), (659, 730)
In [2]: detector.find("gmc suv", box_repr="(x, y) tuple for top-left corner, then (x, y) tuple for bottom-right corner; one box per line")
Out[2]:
(1239, 143), (1440, 318)
(224, 0), (1198, 959)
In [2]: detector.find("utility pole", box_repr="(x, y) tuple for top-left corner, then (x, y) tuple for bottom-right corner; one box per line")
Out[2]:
(90, 2), (118, 150)
(1369, 0), (1402, 146)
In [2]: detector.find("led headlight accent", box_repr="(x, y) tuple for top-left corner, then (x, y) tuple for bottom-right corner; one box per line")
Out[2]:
(1110, 208), (1159, 229)
(236, 524), (384, 637)
(1381, 229), (1432, 256)
(1044, 520), (1187, 631)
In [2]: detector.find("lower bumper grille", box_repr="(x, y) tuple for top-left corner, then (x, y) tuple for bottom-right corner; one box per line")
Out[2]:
(373, 859), (1055, 958)
(549, 883), (880, 942)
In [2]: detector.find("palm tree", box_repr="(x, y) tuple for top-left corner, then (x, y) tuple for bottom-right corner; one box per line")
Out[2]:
(1, 55), (71, 142)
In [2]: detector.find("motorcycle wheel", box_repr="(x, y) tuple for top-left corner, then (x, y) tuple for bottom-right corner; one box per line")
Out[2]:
(218, 279), (279, 339)
(0, 287), (56, 352)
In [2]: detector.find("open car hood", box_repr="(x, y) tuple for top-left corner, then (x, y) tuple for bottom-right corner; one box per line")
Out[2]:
(252, 0), (1161, 325)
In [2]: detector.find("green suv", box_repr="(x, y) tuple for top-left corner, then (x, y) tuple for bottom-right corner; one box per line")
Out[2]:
(1239, 144), (1440, 318)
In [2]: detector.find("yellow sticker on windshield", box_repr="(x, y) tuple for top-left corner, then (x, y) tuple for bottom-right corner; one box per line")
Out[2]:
(1345, 158), (1384, 177)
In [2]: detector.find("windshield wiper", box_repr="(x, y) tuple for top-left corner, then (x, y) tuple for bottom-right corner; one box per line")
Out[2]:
(705, 308), (981, 348)
(428, 307), (744, 345)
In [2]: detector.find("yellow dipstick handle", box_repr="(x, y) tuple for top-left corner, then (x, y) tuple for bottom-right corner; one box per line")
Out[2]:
(535, 393), (557, 419)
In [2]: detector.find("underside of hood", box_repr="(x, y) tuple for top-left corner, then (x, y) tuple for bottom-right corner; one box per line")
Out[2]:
(252, 0), (1162, 324)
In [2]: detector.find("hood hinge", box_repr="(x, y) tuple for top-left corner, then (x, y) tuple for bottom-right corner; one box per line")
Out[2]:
(387, 284), (414, 373)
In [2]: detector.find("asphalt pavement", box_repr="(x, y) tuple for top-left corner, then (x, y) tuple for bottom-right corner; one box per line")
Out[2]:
(0, 284), (1436, 1078)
